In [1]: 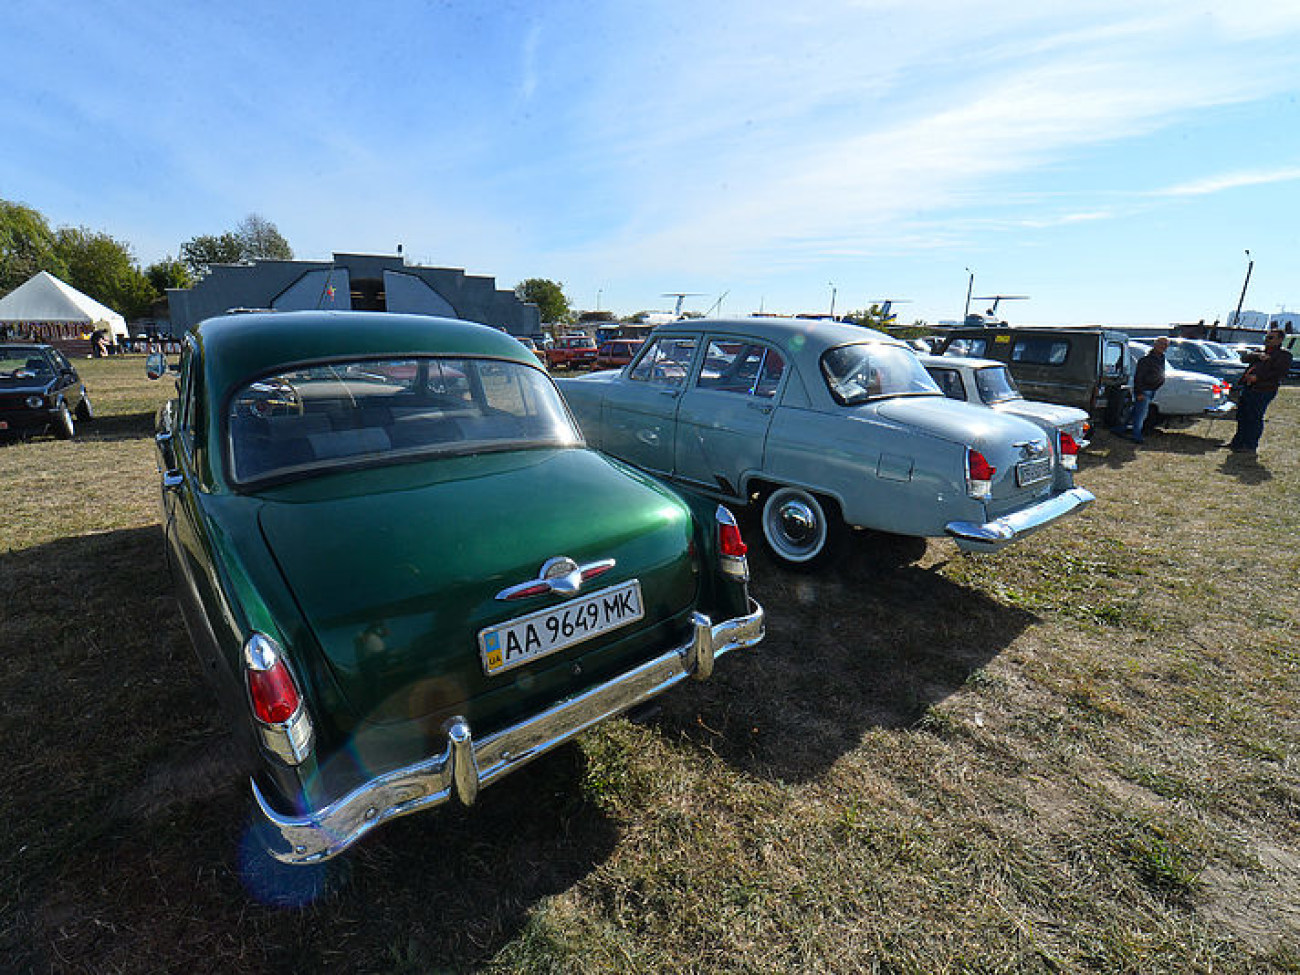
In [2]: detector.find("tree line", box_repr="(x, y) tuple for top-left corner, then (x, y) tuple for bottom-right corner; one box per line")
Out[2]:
(0, 199), (292, 320)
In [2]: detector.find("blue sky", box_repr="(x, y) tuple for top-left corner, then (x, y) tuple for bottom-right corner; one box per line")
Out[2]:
(3, 0), (1299, 325)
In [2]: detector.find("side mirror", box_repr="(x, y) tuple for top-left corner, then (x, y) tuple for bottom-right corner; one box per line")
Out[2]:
(146, 352), (167, 381)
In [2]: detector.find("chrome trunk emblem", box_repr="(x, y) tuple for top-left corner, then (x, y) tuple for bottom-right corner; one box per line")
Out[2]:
(495, 557), (616, 601)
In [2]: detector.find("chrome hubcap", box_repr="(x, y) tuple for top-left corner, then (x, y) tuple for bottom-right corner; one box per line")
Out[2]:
(777, 500), (818, 546)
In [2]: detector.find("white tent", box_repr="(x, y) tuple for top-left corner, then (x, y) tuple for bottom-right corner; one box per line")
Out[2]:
(0, 270), (129, 343)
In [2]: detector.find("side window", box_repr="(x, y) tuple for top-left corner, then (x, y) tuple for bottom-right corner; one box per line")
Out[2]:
(1011, 339), (1069, 365)
(1102, 341), (1126, 376)
(629, 337), (697, 388)
(753, 348), (785, 399)
(696, 341), (786, 398)
(929, 368), (965, 400)
(177, 345), (200, 449)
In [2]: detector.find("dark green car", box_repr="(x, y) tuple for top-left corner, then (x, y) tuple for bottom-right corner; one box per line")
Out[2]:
(151, 311), (763, 864)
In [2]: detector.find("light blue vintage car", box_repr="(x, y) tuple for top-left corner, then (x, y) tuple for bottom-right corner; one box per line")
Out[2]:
(557, 318), (1094, 566)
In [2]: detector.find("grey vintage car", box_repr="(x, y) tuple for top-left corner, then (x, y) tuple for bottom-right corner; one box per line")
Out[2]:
(557, 318), (1094, 566)
(918, 353), (1090, 493)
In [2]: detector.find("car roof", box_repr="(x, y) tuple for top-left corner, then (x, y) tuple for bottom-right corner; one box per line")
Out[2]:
(193, 310), (540, 399)
(652, 316), (901, 353)
(918, 353), (1004, 370)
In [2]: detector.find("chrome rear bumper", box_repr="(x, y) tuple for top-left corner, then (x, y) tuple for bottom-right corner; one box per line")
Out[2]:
(945, 487), (1095, 554)
(253, 599), (764, 863)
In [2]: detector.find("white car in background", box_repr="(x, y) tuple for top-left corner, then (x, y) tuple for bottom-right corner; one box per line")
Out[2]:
(918, 353), (1090, 492)
(1125, 342), (1235, 431)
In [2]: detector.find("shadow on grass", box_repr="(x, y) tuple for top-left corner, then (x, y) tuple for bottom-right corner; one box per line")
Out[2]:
(0, 525), (620, 974)
(0, 410), (155, 447)
(0, 521), (1032, 972)
(1087, 427), (1225, 469)
(654, 533), (1035, 782)
(1217, 451), (1273, 485)
(79, 410), (158, 442)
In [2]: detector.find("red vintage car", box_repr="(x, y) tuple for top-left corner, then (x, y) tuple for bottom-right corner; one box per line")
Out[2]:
(545, 335), (598, 370)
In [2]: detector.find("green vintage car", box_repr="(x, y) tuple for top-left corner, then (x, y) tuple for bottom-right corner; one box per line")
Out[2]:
(151, 311), (763, 863)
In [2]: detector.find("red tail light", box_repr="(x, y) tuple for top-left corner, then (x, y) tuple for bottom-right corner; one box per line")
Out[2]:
(1058, 432), (1080, 470)
(243, 633), (315, 765)
(966, 448), (996, 499)
(248, 658), (300, 724)
(716, 505), (749, 579)
(719, 517), (748, 558)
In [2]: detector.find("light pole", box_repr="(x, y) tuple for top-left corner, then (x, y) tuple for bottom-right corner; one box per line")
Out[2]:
(596, 289), (603, 313)
(963, 268), (975, 321)
(1231, 250), (1253, 331)
(828, 282), (837, 319)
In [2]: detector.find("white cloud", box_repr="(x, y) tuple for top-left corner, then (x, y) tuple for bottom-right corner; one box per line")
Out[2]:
(1155, 167), (1300, 198)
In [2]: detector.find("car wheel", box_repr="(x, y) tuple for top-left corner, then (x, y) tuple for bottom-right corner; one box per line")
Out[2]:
(761, 487), (840, 567)
(1104, 388), (1131, 429)
(54, 402), (75, 440)
(75, 393), (95, 422)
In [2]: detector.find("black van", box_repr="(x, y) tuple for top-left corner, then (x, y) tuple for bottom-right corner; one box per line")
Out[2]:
(935, 326), (1131, 424)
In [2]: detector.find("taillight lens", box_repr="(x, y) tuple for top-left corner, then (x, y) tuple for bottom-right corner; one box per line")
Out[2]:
(719, 517), (747, 557)
(966, 448), (996, 498)
(248, 660), (300, 724)
(716, 505), (749, 580)
(243, 633), (315, 765)
(244, 633), (301, 724)
(1059, 432), (1080, 470)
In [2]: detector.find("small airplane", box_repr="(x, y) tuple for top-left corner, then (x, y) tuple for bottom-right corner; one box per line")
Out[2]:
(966, 295), (1028, 325)
(864, 299), (912, 324)
(661, 292), (708, 318)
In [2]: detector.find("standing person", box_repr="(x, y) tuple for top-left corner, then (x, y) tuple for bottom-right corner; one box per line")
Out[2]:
(1228, 329), (1293, 454)
(1115, 337), (1168, 444)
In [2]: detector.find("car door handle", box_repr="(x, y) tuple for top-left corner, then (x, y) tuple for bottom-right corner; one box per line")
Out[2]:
(747, 402), (773, 414)
(657, 388), (681, 398)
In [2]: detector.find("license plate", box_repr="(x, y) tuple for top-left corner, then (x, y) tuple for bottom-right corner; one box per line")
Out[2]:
(478, 580), (644, 676)
(1016, 456), (1052, 487)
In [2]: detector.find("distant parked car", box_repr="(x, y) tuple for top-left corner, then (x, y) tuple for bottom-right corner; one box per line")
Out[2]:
(515, 335), (547, 364)
(558, 318), (1093, 566)
(0, 342), (94, 440)
(595, 339), (644, 369)
(147, 310), (763, 863)
(937, 326), (1131, 425)
(1124, 342), (1235, 430)
(919, 354), (1090, 492)
(1161, 339), (1247, 384)
(546, 335), (598, 370)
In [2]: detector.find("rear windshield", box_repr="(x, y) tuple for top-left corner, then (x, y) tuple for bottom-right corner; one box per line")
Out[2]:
(820, 343), (939, 405)
(974, 366), (1021, 404)
(227, 356), (580, 484)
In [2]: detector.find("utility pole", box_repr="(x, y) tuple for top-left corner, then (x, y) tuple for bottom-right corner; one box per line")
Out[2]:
(964, 268), (975, 321)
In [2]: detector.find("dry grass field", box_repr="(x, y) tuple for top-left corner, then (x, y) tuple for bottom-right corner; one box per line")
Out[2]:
(1, 356), (1297, 974)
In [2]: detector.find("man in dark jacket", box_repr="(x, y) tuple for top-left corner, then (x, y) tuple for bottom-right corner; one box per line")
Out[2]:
(1115, 336), (1168, 444)
(1228, 330), (1293, 453)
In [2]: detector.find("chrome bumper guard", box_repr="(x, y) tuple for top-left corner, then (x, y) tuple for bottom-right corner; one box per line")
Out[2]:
(253, 598), (765, 864)
(945, 487), (1095, 554)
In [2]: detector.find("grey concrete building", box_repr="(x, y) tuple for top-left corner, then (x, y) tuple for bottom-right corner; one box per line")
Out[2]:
(165, 252), (540, 335)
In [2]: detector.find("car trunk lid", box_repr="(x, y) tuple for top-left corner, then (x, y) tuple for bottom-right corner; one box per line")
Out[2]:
(257, 448), (700, 732)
